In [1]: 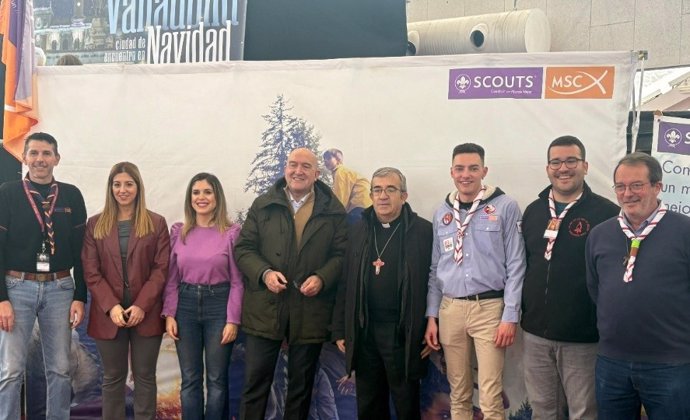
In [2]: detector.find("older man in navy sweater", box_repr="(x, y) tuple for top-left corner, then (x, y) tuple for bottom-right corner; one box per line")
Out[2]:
(586, 152), (690, 420)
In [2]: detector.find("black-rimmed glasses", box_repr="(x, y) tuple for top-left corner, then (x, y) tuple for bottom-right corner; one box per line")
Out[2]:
(548, 158), (584, 170)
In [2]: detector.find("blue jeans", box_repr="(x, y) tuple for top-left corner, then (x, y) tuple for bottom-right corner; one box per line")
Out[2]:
(175, 282), (233, 420)
(596, 354), (690, 420)
(0, 275), (74, 420)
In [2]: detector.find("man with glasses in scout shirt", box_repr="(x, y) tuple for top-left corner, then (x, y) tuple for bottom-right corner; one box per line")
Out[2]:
(425, 143), (525, 420)
(0, 132), (87, 420)
(586, 152), (690, 419)
(521, 135), (618, 420)
(333, 167), (432, 420)
(235, 147), (347, 420)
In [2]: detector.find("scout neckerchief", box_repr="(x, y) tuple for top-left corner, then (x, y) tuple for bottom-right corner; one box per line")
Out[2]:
(618, 203), (666, 283)
(453, 186), (486, 265)
(22, 175), (59, 255)
(543, 189), (582, 261)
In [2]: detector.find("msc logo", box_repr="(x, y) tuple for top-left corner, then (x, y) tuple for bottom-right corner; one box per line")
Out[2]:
(545, 66), (615, 99)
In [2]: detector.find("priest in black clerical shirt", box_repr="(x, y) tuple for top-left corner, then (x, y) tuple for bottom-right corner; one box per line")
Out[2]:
(333, 166), (433, 420)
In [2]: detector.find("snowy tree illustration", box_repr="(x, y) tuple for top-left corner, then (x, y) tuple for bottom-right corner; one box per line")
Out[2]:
(244, 94), (330, 196)
(508, 400), (533, 420)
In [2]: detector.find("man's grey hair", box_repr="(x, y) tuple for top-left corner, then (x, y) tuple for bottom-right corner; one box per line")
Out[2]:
(371, 167), (407, 192)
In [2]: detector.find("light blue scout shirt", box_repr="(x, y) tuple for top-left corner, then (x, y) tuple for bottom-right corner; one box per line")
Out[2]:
(426, 186), (526, 323)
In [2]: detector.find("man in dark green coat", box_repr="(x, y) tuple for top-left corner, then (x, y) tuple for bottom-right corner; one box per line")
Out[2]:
(235, 148), (347, 420)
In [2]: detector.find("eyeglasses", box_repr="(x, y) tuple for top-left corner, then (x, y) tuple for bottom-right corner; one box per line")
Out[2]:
(612, 182), (650, 194)
(548, 158), (584, 170)
(371, 186), (402, 196)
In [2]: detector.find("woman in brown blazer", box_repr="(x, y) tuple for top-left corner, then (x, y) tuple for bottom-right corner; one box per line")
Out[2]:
(82, 162), (170, 420)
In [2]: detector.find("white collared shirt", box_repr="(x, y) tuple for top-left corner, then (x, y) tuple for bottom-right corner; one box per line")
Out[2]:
(285, 187), (314, 213)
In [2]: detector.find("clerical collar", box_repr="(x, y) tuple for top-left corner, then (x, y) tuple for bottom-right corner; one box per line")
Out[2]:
(623, 200), (663, 235)
(376, 215), (402, 229)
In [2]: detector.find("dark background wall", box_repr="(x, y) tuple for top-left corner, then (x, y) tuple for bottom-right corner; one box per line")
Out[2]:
(627, 111), (690, 153)
(244, 0), (408, 60)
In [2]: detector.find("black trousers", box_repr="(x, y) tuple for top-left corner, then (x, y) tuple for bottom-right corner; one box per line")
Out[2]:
(239, 334), (322, 420)
(355, 321), (421, 420)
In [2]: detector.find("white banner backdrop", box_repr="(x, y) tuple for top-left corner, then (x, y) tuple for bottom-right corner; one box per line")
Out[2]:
(30, 51), (636, 418)
(36, 52), (635, 221)
(651, 115), (690, 216)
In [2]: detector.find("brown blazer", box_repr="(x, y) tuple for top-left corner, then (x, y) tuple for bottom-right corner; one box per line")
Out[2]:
(82, 211), (170, 339)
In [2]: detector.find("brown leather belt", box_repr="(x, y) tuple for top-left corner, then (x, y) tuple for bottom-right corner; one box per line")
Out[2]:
(6, 269), (71, 282)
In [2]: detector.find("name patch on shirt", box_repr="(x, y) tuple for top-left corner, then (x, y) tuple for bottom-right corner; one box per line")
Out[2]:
(443, 237), (454, 252)
(54, 207), (72, 213)
(479, 214), (499, 222)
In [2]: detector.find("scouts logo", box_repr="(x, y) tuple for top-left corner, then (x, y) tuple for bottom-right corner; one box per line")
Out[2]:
(568, 218), (590, 237)
(484, 204), (496, 214)
(454, 74), (471, 93)
(442, 212), (453, 225)
(664, 128), (681, 148)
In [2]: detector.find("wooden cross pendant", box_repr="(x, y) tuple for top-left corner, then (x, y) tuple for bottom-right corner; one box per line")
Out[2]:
(373, 258), (385, 275)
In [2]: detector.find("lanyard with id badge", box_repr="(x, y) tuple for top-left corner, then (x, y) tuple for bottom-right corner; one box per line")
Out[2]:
(22, 178), (59, 272)
(543, 190), (581, 261)
(37, 241), (51, 272)
(543, 218), (561, 240)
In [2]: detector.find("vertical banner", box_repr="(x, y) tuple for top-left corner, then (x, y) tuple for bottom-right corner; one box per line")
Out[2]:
(651, 115), (690, 216)
(0, 0), (38, 159)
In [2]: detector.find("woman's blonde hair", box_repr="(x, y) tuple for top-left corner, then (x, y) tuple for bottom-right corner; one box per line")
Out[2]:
(181, 172), (231, 243)
(93, 162), (154, 239)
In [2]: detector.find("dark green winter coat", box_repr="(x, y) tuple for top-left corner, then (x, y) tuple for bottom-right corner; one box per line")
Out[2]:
(235, 178), (347, 344)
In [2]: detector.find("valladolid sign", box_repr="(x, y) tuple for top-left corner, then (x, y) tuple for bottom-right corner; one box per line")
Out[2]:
(33, 0), (246, 64)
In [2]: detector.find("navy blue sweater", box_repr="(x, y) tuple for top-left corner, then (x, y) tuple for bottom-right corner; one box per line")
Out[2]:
(586, 210), (690, 363)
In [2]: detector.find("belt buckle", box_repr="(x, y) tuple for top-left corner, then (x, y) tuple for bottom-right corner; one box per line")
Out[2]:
(40, 273), (54, 282)
(35, 272), (58, 282)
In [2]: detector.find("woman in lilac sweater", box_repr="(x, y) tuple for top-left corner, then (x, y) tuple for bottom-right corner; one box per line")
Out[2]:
(162, 172), (244, 419)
